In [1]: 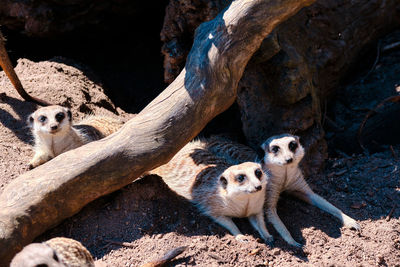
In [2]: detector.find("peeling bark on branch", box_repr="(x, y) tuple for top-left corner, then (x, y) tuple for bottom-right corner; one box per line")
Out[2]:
(0, 0), (315, 264)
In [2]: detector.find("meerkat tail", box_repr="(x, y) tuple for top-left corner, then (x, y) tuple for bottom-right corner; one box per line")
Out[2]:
(248, 212), (274, 244)
(266, 208), (303, 248)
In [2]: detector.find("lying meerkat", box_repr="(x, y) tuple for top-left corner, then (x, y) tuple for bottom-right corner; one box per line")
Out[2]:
(10, 237), (94, 267)
(150, 139), (273, 243)
(27, 105), (123, 169)
(205, 134), (360, 247)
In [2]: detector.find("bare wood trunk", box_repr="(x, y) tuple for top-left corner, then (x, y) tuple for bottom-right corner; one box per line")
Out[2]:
(0, 0), (315, 264)
(0, 31), (50, 106)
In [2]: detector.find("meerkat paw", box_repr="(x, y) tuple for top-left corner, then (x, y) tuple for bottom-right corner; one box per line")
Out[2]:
(288, 240), (303, 248)
(28, 154), (51, 169)
(343, 217), (361, 231)
(257, 231), (274, 245)
(235, 234), (250, 243)
(262, 235), (274, 246)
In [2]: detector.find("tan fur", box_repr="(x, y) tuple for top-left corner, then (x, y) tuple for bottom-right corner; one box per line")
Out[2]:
(150, 139), (273, 243)
(10, 237), (94, 267)
(208, 134), (360, 247)
(28, 105), (123, 168)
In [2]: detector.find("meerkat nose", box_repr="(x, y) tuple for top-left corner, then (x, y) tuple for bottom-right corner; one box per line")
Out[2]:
(255, 185), (262, 191)
(51, 125), (58, 130)
(286, 158), (293, 164)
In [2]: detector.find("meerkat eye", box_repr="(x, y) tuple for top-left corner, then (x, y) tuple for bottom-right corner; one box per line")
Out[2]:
(254, 169), (263, 179)
(38, 115), (47, 123)
(55, 112), (65, 122)
(236, 174), (246, 183)
(289, 141), (298, 152)
(271, 146), (279, 153)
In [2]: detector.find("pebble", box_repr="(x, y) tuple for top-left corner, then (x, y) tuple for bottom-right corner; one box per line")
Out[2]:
(272, 249), (281, 256)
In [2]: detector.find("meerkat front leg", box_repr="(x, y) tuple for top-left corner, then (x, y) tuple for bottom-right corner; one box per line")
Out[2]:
(212, 216), (248, 242)
(248, 212), (274, 244)
(267, 207), (303, 247)
(291, 187), (360, 230)
(29, 150), (53, 169)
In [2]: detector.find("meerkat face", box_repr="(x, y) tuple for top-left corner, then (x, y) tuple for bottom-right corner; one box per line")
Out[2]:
(28, 105), (72, 135)
(261, 134), (305, 166)
(219, 162), (267, 196)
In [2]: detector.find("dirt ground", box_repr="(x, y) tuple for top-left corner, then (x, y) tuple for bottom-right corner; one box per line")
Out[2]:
(1, 44), (400, 266)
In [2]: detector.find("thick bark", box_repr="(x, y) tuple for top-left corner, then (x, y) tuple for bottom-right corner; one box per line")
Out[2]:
(0, 0), (315, 264)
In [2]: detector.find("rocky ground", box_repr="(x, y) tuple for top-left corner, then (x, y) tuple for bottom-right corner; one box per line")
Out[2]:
(0, 39), (399, 266)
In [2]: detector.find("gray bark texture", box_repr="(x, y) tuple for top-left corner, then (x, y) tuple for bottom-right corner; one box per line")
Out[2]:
(0, 0), (315, 265)
(161, 0), (400, 175)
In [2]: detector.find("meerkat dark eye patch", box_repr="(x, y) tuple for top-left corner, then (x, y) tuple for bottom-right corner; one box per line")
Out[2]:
(38, 115), (47, 123)
(289, 141), (298, 152)
(271, 145), (279, 153)
(220, 176), (228, 189)
(55, 112), (65, 122)
(236, 174), (246, 183)
(255, 169), (263, 179)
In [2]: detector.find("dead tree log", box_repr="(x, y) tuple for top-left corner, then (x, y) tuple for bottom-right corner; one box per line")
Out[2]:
(0, 0), (315, 264)
(0, 30), (50, 106)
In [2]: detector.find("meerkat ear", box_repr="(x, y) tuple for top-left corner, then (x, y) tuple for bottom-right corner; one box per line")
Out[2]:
(220, 176), (228, 189)
(260, 141), (268, 152)
(66, 108), (72, 121)
(27, 115), (34, 128)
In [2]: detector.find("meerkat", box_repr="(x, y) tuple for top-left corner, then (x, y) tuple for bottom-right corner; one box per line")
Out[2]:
(260, 134), (360, 247)
(206, 134), (360, 247)
(27, 105), (123, 169)
(150, 139), (273, 243)
(10, 237), (94, 267)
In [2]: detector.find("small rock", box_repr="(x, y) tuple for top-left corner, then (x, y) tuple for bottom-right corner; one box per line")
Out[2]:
(272, 249), (281, 256)
(351, 202), (367, 209)
(376, 254), (384, 264)
(249, 248), (261, 256)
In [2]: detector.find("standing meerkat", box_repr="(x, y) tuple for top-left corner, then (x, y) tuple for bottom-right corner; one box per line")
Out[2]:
(10, 237), (94, 267)
(27, 105), (123, 169)
(205, 134), (360, 247)
(150, 139), (273, 243)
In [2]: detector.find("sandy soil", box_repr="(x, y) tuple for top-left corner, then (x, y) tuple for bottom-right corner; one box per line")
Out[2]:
(0, 52), (399, 266)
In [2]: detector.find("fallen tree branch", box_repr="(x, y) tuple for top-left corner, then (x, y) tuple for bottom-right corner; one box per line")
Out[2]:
(0, 0), (315, 265)
(0, 30), (51, 106)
